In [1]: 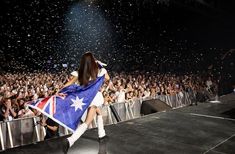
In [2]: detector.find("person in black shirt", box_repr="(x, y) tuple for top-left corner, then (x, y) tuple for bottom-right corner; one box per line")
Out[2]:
(40, 116), (59, 140)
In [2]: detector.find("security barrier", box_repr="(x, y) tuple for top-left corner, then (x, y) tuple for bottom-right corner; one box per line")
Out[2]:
(92, 92), (192, 128)
(157, 92), (192, 108)
(0, 92), (192, 151)
(0, 116), (43, 150)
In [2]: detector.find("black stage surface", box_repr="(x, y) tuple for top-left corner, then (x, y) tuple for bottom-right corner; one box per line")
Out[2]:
(1, 93), (235, 154)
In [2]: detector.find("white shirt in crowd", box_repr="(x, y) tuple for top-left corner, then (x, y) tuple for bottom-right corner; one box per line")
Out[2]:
(143, 90), (150, 98)
(115, 89), (126, 103)
(206, 80), (213, 88)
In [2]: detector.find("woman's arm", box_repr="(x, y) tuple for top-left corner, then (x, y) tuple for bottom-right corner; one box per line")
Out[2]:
(2, 108), (10, 119)
(56, 76), (78, 93)
(104, 72), (110, 81)
(63, 76), (78, 88)
(9, 108), (17, 118)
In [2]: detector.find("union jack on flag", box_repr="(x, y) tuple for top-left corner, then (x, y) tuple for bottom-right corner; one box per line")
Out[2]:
(28, 76), (105, 132)
(32, 96), (57, 116)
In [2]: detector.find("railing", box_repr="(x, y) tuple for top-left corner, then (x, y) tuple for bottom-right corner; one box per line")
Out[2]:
(0, 92), (192, 151)
(156, 92), (192, 108)
(0, 116), (41, 150)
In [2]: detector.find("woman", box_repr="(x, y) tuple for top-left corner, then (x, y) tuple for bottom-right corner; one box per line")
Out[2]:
(63, 52), (110, 154)
(0, 98), (17, 121)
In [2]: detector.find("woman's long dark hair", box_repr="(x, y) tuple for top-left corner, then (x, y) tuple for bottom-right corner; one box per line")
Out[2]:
(78, 52), (98, 86)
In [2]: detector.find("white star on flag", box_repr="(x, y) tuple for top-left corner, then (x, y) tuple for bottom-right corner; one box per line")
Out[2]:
(71, 96), (85, 111)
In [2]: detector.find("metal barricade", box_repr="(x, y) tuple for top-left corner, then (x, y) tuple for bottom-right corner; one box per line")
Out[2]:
(184, 92), (191, 106)
(154, 92), (192, 108)
(0, 92), (193, 151)
(101, 105), (114, 125)
(112, 102), (128, 121)
(165, 95), (172, 107)
(127, 99), (142, 118)
(0, 116), (42, 151)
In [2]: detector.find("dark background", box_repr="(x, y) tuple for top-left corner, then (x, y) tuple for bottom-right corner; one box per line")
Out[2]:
(0, 0), (234, 73)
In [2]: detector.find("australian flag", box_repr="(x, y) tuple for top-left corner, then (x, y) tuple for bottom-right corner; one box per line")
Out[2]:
(28, 76), (105, 132)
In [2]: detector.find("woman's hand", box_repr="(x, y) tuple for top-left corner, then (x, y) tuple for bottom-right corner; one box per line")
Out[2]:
(56, 93), (67, 98)
(4, 100), (12, 109)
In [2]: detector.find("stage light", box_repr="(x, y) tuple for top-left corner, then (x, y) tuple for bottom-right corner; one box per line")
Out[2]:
(60, 1), (113, 64)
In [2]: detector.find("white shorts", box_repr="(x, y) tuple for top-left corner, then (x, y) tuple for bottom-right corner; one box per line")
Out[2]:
(90, 91), (104, 107)
(81, 91), (104, 122)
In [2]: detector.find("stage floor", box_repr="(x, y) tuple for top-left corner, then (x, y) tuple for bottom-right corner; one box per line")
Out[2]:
(1, 93), (235, 154)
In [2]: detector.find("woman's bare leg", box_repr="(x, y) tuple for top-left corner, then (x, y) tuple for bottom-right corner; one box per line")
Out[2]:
(84, 106), (97, 124)
(67, 106), (97, 147)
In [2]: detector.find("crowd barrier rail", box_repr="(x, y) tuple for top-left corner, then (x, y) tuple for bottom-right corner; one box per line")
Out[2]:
(0, 92), (192, 151)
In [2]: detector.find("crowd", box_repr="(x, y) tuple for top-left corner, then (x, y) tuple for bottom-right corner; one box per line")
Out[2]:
(0, 71), (68, 121)
(0, 69), (218, 121)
